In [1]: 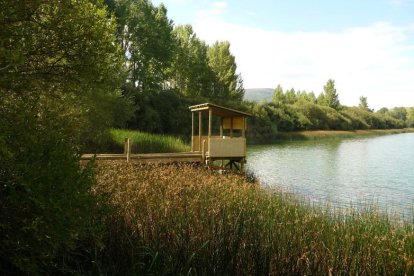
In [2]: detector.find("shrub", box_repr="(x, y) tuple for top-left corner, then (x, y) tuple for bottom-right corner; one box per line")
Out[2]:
(0, 93), (98, 274)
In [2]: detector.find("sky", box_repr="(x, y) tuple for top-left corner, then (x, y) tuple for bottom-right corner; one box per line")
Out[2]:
(152, 0), (414, 109)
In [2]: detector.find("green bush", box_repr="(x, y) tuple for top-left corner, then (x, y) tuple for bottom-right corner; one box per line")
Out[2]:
(0, 93), (98, 274)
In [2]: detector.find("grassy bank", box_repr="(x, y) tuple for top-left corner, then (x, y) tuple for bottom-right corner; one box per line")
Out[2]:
(271, 128), (414, 142)
(91, 162), (414, 275)
(100, 128), (414, 152)
(107, 128), (190, 153)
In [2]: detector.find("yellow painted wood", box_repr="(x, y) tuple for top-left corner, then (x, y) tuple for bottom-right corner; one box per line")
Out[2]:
(192, 135), (209, 153)
(208, 137), (246, 158)
(191, 112), (194, 151)
(208, 109), (212, 137)
(223, 117), (245, 130)
(81, 152), (203, 163)
(198, 111), (202, 151)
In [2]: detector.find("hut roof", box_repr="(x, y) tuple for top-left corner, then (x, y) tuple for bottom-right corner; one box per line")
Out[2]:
(189, 103), (251, 118)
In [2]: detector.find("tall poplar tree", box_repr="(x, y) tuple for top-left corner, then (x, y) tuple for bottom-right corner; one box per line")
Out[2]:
(320, 79), (340, 110)
(106, 0), (175, 94)
(169, 24), (213, 97)
(207, 41), (244, 101)
(272, 84), (285, 104)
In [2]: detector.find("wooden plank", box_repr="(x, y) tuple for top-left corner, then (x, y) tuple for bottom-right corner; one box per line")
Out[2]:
(208, 137), (246, 158)
(208, 109), (212, 138)
(80, 152), (203, 163)
(223, 117), (244, 130)
(191, 112), (194, 151)
(198, 111), (202, 151)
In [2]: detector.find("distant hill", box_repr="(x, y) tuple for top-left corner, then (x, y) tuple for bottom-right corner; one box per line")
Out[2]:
(243, 88), (274, 102)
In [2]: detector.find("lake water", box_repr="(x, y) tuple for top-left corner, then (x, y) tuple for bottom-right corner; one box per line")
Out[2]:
(247, 133), (414, 216)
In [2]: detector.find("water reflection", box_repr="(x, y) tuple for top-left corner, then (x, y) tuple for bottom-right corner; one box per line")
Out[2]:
(247, 133), (414, 217)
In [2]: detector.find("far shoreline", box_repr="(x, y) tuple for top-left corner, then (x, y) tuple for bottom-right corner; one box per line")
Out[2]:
(250, 128), (414, 144)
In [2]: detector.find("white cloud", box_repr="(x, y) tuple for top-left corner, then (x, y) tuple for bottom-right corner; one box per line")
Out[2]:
(193, 15), (414, 109)
(388, 0), (414, 6)
(196, 1), (228, 18)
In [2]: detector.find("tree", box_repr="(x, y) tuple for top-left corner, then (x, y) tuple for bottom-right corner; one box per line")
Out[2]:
(207, 41), (244, 101)
(389, 107), (407, 121)
(285, 88), (297, 104)
(406, 107), (414, 127)
(359, 96), (371, 111)
(272, 84), (285, 104)
(377, 107), (389, 114)
(297, 91), (317, 103)
(0, 0), (125, 273)
(107, 0), (175, 94)
(320, 79), (340, 110)
(169, 24), (213, 97)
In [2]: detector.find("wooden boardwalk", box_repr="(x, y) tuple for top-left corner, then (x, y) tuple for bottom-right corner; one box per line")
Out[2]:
(81, 152), (203, 163)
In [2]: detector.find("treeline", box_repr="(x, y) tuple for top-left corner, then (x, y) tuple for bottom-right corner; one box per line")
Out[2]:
(102, 0), (413, 143)
(104, 0), (244, 136)
(246, 80), (414, 142)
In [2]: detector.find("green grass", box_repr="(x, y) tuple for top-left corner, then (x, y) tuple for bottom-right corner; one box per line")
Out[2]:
(109, 128), (190, 153)
(91, 162), (414, 275)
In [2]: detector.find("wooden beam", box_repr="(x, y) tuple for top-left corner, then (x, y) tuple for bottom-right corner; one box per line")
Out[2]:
(208, 109), (212, 138)
(230, 118), (233, 138)
(220, 118), (223, 137)
(242, 117), (246, 137)
(198, 111), (202, 151)
(191, 112), (194, 151)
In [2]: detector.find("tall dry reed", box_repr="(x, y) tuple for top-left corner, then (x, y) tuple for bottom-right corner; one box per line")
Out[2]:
(93, 162), (414, 275)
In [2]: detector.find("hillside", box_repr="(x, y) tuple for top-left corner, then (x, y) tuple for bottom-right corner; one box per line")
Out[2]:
(244, 88), (274, 102)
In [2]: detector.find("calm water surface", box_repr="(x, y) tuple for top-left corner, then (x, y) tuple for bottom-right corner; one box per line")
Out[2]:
(247, 133), (414, 215)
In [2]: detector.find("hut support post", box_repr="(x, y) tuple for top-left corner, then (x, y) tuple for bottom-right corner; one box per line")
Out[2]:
(220, 118), (223, 137)
(124, 138), (130, 162)
(242, 117), (246, 137)
(230, 118), (233, 138)
(191, 112), (194, 151)
(208, 109), (212, 138)
(198, 111), (202, 152)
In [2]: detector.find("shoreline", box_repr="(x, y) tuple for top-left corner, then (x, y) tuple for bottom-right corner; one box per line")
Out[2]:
(251, 128), (414, 144)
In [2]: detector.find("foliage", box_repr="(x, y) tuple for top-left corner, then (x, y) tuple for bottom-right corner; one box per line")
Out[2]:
(109, 128), (190, 153)
(0, 93), (99, 274)
(359, 96), (371, 111)
(0, 0), (126, 273)
(319, 79), (341, 110)
(208, 41), (245, 101)
(246, 80), (410, 142)
(406, 108), (414, 127)
(169, 25), (214, 98)
(105, 2), (245, 131)
(91, 162), (414, 275)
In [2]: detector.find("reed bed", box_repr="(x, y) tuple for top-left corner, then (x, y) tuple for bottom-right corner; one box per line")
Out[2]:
(93, 162), (414, 275)
(274, 128), (414, 141)
(109, 128), (190, 153)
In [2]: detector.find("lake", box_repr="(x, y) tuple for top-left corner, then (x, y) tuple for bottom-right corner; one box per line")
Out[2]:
(247, 133), (414, 216)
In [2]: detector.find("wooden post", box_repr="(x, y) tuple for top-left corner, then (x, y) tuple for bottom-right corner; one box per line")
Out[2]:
(191, 112), (194, 152)
(208, 109), (212, 138)
(124, 138), (131, 162)
(201, 139), (206, 162)
(198, 111), (202, 151)
(220, 118), (223, 137)
(242, 117), (246, 137)
(230, 118), (233, 138)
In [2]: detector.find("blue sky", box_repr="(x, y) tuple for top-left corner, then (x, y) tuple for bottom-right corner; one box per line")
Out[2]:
(153, 0), (414, 109)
